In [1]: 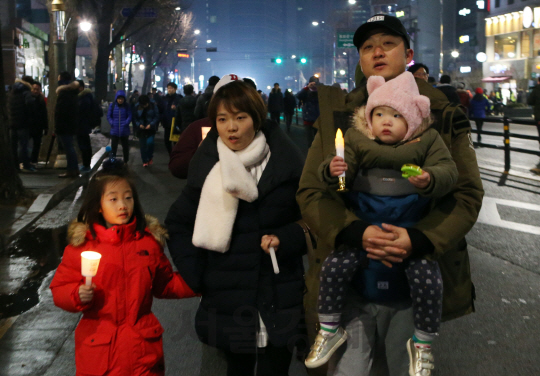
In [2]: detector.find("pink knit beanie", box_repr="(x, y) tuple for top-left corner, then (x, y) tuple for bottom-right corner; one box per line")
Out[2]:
(365, 71), (431, 141)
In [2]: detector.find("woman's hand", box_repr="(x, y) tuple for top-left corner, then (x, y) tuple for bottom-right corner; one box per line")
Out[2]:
(364, 223), (412, 267)
(145, 124), (151, 130)
(329, 156), (347, 177)
(260, 235), (280, 254)
(78, 283), (95, 303)
(139, 124), (145, 129)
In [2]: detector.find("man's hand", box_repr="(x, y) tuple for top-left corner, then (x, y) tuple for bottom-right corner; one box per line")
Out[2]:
(408, 171), (431, 189)
(78, 283), (95, 303)
(140, 124), (145, 129)
(171, 105), (176, 110)
(145, 124), (151, 130)
(329, 156), (347, 177)
(363, 224), (412, 267)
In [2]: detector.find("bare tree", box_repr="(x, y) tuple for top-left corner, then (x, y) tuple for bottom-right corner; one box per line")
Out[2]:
(131, 9), (194, 94)
(0, 19), (28, 203)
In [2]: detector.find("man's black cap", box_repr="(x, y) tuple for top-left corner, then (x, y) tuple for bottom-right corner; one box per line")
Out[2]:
(353, 14), (410, 51)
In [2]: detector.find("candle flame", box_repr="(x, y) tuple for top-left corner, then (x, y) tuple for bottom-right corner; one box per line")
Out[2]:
(336, 129), (343, 139)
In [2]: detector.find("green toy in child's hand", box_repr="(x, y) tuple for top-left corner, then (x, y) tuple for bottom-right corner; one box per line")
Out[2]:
(401, 164), (423, 178)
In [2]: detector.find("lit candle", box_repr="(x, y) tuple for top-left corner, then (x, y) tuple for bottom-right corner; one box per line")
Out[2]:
(201, 127), (211, 140)
(81, 251), (102, 287)
(335, 129), (348, 192)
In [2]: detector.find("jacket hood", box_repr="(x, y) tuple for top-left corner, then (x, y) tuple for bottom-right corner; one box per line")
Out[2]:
(13, 79), (33, 93)
(351, 104), (431, 142)
(114, 90), (127, 101)
(78, 88), (93, 97)
(56, 80), (80, 95)
(67, 214), (168, 247)
(204, 85), (215, 95)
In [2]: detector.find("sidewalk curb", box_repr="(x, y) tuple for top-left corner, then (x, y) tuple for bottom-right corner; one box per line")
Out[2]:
(6, 147), (109, 245)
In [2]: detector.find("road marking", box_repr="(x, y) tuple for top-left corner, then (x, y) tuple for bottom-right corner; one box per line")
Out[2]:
(477, 197), (540, 235)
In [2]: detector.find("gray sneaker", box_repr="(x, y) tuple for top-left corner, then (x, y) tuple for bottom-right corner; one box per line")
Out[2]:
(407, 338), (434, 376)
(304, 327), (347, 369)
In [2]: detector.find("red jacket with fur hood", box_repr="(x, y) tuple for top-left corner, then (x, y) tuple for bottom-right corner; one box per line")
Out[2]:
(50, 215), (197, 376)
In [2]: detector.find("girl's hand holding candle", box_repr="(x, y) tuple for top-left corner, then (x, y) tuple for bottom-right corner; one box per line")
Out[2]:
(260, 235), (280, 274)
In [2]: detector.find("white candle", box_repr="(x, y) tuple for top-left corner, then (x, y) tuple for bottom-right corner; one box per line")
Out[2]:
(335, 129), (345, 178)
(201, 127), (211, 140)
(269, 247), (280, 274)
(81, 251), (102, 287)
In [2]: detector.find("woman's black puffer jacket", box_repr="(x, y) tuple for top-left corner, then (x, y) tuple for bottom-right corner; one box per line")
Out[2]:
(166, 120), (307, 350)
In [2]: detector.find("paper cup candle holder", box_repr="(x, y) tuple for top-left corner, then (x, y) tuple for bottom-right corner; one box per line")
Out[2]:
(81, 251), (102, 286)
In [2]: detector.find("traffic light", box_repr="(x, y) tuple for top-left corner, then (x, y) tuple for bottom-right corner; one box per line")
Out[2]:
(271, 57), (283, 64)
(295, 57), (308, 64)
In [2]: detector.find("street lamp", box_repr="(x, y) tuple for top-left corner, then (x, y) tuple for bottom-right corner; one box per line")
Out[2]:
(348, 0), (357, 4)
(194, 29), (200, 35)
(312, 21), (319, 26)
(451, 50), (460, 58)
(52, 0), (67, 73)
(80, 21), (92, 32)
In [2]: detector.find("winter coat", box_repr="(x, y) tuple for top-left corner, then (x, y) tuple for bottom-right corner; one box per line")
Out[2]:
(55, 81), (80, 136)
(8, 79), (35, 130)
(78, 89), (95, 135)
(168, 118), (211, 179)
(267, 88), (284, 113)
(297, 78), (484, 327)
(31, 94), (48, 136)
(283, 93), (297, 114)
(469, 94), (490, 119)
(194, 85), (215, 120)
(50, 215), (197, 376)
(436, 84), (461, 105)
(296, 85), (320, 123)
(528, 84), (540, 120)
(175, 95), (197, 133)
(133, 102), (160, 137)
(160, 93), (181, 129)
(107, 90), (132, 137)
(165, 120), (307, 351)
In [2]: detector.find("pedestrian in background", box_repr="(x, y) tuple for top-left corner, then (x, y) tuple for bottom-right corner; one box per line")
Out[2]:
(76, 80), (94, 172)
(166, 80), (306, 376)
(407, 62), (429, 82)
(133, 94), (160, 167)
(283, 88), (297, 133)
(268, 82), (284, 125)
(107, 90), (132, 163)
(527, 76), (540, 173)
(436, 75), (460, 105)
(30, 81), (48, 167)
(55, 72), (80, 178)
(160, 82), (182, 155)
(8, 75), (35, 172)
(50, 160), (198, 376)
(175, 84), (197, 134)
(194, 75), (220, 120)
(297, 76), (321, 147)
(456, 82), (471, 112)
(470, 87), (490, 144)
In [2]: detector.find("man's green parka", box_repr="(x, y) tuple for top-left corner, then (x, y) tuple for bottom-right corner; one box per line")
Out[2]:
(296, 78), (484, 338)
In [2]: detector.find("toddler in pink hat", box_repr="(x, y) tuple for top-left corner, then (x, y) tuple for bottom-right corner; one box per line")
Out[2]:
(305, 71), (459, 373)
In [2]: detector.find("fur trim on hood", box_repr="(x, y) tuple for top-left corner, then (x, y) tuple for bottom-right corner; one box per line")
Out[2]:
(67, 214), (168, 247)
(14, 79), (33, 91)
(78, 88), (93, 97)
(56, 80), (80, 95)
(351, 105), (432, 142)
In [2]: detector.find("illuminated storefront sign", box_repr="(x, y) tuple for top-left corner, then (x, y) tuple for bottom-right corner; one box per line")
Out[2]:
(459, 35), (470, 43)
(490, 64), (509, 74)
(459, 8), (471, 16)
(460, 66), (472, 73)
(523, 6), (533, 28)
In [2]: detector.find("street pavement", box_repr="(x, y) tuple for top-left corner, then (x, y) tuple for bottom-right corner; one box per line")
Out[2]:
(0, 119), (539, 375)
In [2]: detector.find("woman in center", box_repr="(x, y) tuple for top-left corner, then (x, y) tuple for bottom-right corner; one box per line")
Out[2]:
(165, 78), (307, 376)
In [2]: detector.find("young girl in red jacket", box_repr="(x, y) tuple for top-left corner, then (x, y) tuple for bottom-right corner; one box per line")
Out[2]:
(50, 160), (198, 376)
